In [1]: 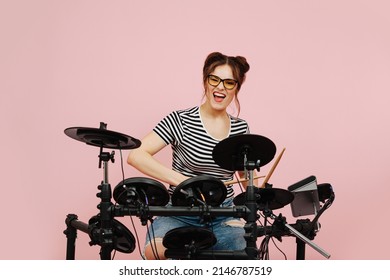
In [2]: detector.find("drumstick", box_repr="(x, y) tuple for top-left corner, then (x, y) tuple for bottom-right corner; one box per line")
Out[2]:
(260, 147), (286, 188)
(224, 175), (265, 185)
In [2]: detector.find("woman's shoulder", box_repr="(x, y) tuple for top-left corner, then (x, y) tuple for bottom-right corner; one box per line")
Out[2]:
(230, 115), (250, 134)
(167, 106), (199, 120)
(159, 106), (199, 125)
(175, 106), (199, 115)
(230, 115), (248, 125)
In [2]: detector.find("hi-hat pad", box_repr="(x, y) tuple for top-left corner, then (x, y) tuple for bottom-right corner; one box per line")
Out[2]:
(233, 187), (294, 210)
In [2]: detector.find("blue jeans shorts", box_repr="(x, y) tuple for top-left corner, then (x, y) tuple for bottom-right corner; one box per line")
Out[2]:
(144, 198), (246, 251)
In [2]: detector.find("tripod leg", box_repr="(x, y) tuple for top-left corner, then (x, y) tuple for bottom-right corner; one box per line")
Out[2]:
(64, 214), (78, 260)
(296, 238), (306, 260)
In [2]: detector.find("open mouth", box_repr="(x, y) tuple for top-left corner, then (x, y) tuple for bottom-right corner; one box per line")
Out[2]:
(213, 92), (226, 102)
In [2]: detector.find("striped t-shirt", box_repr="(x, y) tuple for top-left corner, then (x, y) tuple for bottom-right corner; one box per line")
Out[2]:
(153, 106), (249, 199)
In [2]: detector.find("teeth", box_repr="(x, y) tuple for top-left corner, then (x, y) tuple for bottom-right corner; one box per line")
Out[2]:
(213, 92), (226, 98)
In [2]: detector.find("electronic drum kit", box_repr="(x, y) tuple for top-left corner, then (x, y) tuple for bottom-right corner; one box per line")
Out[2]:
(63, 122), (330, 260)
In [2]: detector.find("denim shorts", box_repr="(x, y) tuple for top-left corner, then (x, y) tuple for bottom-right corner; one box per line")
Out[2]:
(144, 198), (246, 251)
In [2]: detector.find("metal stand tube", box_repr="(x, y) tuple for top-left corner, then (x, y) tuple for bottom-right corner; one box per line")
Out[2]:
(285, 223), (331, 259)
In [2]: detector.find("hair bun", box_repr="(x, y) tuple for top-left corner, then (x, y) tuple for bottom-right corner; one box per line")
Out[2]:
(235, 56), (250, 74)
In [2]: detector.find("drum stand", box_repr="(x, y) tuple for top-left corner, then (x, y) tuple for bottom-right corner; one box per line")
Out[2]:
(64, 214), (88, 260)
(64, 146), (116, 260)
(257, 208), (331, 259)
(241, 152), (262, 259)
(94, 147), (116, 260)
(63, 123), (142, 260)
(238, 143), (331, 260)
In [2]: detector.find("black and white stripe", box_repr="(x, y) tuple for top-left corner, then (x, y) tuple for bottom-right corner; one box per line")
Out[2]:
(154, 106), (249, 199)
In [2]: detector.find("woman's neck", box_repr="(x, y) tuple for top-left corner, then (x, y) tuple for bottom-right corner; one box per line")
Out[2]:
(200, 102), (228, 119)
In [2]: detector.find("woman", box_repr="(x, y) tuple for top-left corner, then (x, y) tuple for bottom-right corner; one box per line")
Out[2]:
(127, 52), (251, 259)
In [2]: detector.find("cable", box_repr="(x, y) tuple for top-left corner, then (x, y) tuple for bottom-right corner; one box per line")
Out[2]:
(270, 236), (287, 260)
(146, 220), (159, 260)
(141, 189), (161, 260)
(111, 249), (117, 260)
(258, 235), (271, 260)
(129, 214), (145, 260)
(118, 148), (145, 260)
(312, 192), (335, 226)
(119, 148), (126, 186)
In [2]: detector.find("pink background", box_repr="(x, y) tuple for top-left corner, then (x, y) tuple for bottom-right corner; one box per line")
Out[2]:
(1, 0), (389, 260)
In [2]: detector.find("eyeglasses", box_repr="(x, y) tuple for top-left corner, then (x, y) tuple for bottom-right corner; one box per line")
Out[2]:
(207, 74), (238, 90)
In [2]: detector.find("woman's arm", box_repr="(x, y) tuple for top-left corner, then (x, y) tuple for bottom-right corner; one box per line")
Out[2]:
(127, 131), (189, 187)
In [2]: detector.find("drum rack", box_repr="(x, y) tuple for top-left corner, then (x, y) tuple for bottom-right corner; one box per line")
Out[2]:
(64, 199), (331, 260)
(63, 123), (333, 260)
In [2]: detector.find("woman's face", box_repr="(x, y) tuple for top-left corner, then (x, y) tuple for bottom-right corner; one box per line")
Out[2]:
(204, 64), (238, 112)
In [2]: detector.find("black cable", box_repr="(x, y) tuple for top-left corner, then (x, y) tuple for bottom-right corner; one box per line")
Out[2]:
(119, 148), (126, 187)
(259, 235), (270, 260)
(312, 193), (335, 225)
(129, 214), (144, 259)
(140, 187), (162, 260)
(270, 236), (287, 260)
(146, 221), (159, 260)
(111, 249), (117, 260)
(118, 148), (144, 259)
